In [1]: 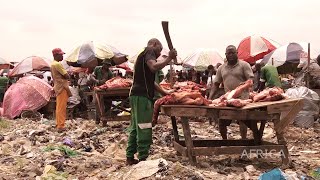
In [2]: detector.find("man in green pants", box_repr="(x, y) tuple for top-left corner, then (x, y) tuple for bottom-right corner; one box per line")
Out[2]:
(126, 38), (177, 165)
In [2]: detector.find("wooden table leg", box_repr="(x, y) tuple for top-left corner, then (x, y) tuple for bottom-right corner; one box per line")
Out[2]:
(250, 121), (262, 145)
(181, 117), (197, 165)
(94, 92), (102, 124)
(273, 115), (290, 165)
(171, 116), (179, 142)
(258, 121), (266, 140)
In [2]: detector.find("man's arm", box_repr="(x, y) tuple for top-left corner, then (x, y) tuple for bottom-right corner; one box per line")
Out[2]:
(146, 49), (177, 73)
(154, 82), (172, 96)
(208, 82), (220, 99)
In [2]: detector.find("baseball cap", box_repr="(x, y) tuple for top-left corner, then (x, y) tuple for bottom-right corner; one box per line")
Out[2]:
(52, 48), (65, 55)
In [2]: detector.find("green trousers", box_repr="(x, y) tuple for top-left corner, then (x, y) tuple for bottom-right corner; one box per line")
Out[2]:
(126, 96), (153, 160)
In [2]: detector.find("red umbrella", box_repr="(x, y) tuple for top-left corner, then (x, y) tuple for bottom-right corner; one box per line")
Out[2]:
(2, 76), (53, 119)
(9, 56), (51, 77)
(237, 35), (279, 64)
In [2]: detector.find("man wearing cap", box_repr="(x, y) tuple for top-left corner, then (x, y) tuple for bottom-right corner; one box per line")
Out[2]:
(51, 48), (72, 132)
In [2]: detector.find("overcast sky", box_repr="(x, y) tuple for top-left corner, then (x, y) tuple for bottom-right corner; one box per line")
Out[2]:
(1, 0), (320, 62)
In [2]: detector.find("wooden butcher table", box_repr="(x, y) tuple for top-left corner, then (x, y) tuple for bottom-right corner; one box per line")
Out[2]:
(161, 98), (303, 166)
(94, 87), (131, 126)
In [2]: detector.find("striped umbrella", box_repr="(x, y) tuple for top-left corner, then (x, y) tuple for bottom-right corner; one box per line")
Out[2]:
(65, 41), (128, 68)
(9, 56), (51, 77)
(183, 48), (224, 71)
(238, 35), (279, 64)
(261, 42), (318, 67)
(0, 57), (13, 69)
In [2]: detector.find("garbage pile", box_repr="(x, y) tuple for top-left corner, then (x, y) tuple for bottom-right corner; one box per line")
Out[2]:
(0, 115), (319, 179)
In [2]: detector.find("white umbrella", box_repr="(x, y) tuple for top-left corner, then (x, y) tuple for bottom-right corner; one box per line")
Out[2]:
(183, 48), (224, 71)
(262, 42), (318, 67)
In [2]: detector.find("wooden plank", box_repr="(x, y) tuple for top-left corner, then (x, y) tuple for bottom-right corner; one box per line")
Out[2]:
(164, 107), (207, 117)
(219, 110), (270, 121)
(173, 141), (187, 156)
(267, 101), (297, 114)
(192, 145), (287, 156)
(102, 115), (131, 122)
(178, 139), (257, 147)
(275, 100), (304, 134)
(95, 88), (130, 97)
(161, 98), (302, 111)
(160, 106), (172, 116)
(242, 98), (302, 110)
(181, 117), (197, 165)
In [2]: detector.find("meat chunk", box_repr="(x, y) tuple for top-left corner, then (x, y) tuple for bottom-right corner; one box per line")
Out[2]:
(226, 79), (253, 100)
(226, 99), (252, 107)
(253, 87), (285, 102)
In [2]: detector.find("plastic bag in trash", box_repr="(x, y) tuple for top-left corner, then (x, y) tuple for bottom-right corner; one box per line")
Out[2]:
(285, 86), (319, 128)
(259, 168), (286, 180)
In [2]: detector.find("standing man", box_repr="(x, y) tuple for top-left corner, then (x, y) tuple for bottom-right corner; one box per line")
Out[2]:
(209, 45), (254, 140)
(126, 38), (177, 165)
(51, 48), (72, 133)
(255, 60), (281, 92)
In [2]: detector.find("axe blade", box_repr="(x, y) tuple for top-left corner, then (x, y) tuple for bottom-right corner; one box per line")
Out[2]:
(162, 21), (173, 50)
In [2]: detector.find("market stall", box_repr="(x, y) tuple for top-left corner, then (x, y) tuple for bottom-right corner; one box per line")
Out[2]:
(160, 98), (303, 166)
(94, 77), (132, 126)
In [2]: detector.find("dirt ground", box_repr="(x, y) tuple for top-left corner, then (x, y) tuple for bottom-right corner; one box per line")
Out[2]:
(0, 115), (319, 180)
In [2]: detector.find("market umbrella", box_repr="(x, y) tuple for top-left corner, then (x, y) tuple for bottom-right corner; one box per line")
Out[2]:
(2, 76), (53, 119)
(238, 35), (279, 64)
(9, 56), (51, 77)
(261, 42), (318, 74)
(0, 57), (14, 69)
(129, 48), (182, 64)
(183, 48), (224, 71)
(65, 41), (128, 68)
(261, 42), (318, 66)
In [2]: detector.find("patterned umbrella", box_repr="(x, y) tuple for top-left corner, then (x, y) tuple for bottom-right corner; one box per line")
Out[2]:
(238, 35), (279, 64)
(9, 56), (51, 77)
(65, 41), (128, 68)
(0, 57), (13, 69)
(261, 42), (318, 67)
(3, 76), (53, 119)
(183, 48), (224, 71)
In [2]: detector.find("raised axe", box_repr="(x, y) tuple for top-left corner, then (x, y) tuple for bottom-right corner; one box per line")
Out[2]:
(162, 21), (177, 88)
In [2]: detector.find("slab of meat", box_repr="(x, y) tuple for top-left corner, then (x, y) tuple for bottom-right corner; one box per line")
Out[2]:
(209, 79), (253, 107)
(152, 91), (209, 125)
(225, 79), (253, 100)
(226, 99), (252, 107)
(95, 77), (132, 90)
(253, 87), (285, 102)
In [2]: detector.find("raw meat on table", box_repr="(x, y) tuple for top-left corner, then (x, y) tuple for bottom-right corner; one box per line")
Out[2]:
(152, 91), (209, 125)
(94, 77), (132, 90)
(252, 87), (285, 102)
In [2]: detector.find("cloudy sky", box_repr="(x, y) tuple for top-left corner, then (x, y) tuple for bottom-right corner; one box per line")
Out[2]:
(1, 0), (320, 62)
